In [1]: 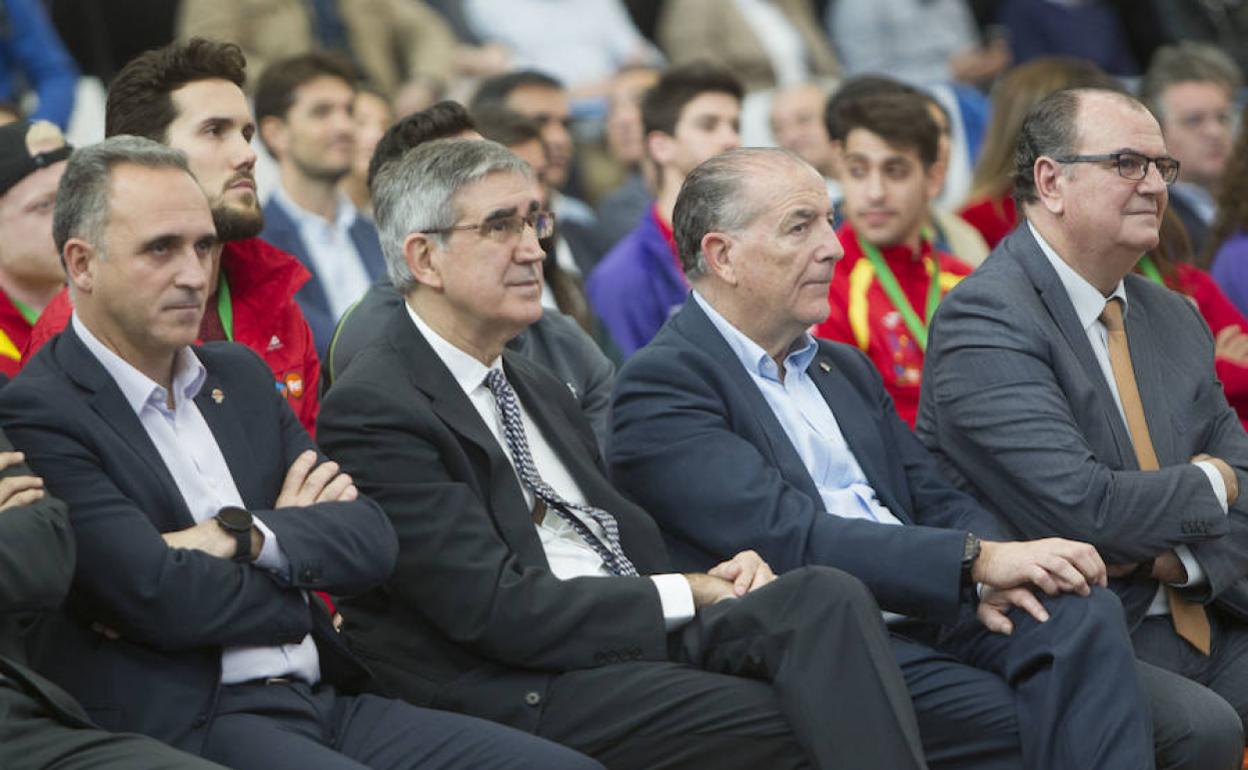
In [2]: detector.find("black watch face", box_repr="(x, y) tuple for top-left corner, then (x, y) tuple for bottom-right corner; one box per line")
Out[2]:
(217, 507), (253, 531)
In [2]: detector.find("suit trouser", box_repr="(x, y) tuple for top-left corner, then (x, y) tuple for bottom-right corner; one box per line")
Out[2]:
(1132, 607), (1248, 770)
(536, 567), (927, 770)
(0, 682), (225, 770)
(199, 681), (601, 770)
(893, 588), (1153, 770)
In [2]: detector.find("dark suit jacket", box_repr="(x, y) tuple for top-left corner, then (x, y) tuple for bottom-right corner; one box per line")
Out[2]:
(0, 325), (396, 751)
(322, 279), (616, 450)
(0, 427), (94, 731)
(917, 223), (1248, 626)
(260, 199), (388, 356)
(316, 308), (672, 733)
(609, 297), (1004, 624)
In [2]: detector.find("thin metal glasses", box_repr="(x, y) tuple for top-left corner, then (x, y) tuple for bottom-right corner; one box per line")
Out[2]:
(422, 210), (556, 243)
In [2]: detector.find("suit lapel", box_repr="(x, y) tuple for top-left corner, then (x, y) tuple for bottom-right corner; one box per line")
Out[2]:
(383, 311), (548, 566)
(1121, 286), (1179, 464)
(57, 326), (195, 529)
(806, 353), (913, 524)
(1009, 227), (1138, 465)
(193, 364), (264, 508)
(264, 200), (332, 317)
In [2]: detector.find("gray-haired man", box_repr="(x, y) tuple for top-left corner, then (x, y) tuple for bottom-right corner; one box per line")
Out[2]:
(0, 135), (600, 770)
(316, 136), (930, 770)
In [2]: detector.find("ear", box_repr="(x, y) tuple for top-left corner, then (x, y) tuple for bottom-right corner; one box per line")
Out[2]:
(700, 231), (738, 286)
(1032, 156), (1065, 215)
(62, 238), (97, 294)
(403, 232), (443, 290)
(646, 130), (676, 167)
(258, 116), (288, 160)
(925, 159), (946, 200)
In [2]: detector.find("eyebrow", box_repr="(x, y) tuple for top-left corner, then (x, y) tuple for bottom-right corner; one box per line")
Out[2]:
(483, 206), (519, 221)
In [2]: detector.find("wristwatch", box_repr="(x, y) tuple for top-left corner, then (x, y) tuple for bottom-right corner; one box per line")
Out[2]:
(215, 506), (254, 563)
(960, 532), (982, 588)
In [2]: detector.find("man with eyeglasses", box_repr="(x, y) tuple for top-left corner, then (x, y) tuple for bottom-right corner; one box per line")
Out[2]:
(919, 87), (1248, 768)
(317, 137), (933, 770)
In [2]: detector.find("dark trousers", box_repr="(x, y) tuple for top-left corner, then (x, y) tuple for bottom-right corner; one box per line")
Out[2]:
(535, 567), (927, 770)
(894, 588), (1153, 770)
(1, 682), (224, 770)
(1133, 607), (1248, 770)
(201, 681), (601, 770)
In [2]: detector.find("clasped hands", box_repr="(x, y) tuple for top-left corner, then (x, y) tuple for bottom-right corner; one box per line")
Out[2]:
(684, 550), (776, 608)
(972, 538), (1106, 636)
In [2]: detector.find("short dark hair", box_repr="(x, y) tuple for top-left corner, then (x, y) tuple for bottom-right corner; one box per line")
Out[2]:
(1013, 88), (1147, 207)
(253, 52), (357, 126)
(473, 107), (543, 148)
(828, 89), (940, 168)
(106, 38), (247, 140)
(1141, 42), (1243, 121)
(367, 100), (476, 190)
(641, 62), (744, 137)
(824, 75), (950, 143)
(470, 70), (564, 113)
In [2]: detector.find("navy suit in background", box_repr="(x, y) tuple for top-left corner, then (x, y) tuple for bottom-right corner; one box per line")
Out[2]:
(261, 199), (387, 356)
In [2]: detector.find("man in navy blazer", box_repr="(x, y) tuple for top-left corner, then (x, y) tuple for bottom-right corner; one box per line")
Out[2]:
(0, 135), (599, 770)
(608, 148), (1172, 770)
(256, 53), (388, 356)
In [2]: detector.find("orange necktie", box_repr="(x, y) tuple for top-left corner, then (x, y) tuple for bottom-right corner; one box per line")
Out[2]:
(1100, 298), (1211, 654)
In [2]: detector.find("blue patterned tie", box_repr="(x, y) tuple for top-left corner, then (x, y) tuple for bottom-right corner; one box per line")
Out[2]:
(485, 368), (638, 576)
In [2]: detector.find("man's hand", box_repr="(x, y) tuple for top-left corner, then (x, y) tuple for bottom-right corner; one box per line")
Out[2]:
(707, 550), (776, 597)
(1192, 453), (1238, 506)
(0, 451), (44, 512)
(977, 585), (1050, 635)
(683, 573), (737, 608)
(161, 518), (253, 560)
(276, 450), (358, 508)
(972, 538), (1106, 596)
(1152, 550), (1188, 585)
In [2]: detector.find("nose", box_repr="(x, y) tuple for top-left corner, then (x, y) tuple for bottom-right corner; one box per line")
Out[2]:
(231, 133), (257, 171)
(865, 170), (885, 202)
(176, 247), (211, 292)
(822, 218), (845, 263)
(722, 123), (742, 152)
(515, 222), (545, 263)
(1138, 160), (1168, 194)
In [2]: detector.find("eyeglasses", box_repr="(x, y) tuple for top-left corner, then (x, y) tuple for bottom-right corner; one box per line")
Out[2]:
(1051, 151), (1180, 184)
(422, 210), (556, 243)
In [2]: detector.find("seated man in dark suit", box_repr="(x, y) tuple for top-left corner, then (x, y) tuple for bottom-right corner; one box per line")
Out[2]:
(0, 135), (598, 770)
(316, 137), (930, 770)
(607, 147), (1163, 770)
(1, 444), (227, 769)
(324, 101), (615, 449)
(919, 87), (1248, 767)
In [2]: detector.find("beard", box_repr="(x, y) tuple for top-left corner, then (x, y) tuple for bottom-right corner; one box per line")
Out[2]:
(212, 199), (264, 242)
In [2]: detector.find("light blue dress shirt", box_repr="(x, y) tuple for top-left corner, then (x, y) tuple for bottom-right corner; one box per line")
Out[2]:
(72, 313), (321, 685)
(693, 292), (904, 528)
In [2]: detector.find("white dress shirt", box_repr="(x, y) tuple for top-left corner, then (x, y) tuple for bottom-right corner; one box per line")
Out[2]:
(1029, 223), (1227, 614)
(406, 304), (694, 630)
(73, 314), (320, 684)
(269, 185), (372, 321)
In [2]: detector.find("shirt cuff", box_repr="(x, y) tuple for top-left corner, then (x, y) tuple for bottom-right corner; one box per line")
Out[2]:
(251, 516), (288, 574)
(650, 574), (696, 631)
(1172, 545), (1206, 588)
(1194, 460), (1229, 514)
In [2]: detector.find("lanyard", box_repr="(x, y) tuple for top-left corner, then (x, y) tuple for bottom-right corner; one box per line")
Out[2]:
(1137, 255), (1164, 286)
(10, 296), (38, 325)
(218, 273), (234, 342)
(857, 235), (941, 351)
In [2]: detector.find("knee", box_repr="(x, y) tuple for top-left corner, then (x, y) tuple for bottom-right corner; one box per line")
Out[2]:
(1155, 691), (1243, 770)
(1039, 586), (1128, 635)
(787, 565), (878, 614)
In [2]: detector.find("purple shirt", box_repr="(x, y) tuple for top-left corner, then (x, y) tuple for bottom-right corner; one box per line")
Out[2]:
(1211, 230), (1248, 318)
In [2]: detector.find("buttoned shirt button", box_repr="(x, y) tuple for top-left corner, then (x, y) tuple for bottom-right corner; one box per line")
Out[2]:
(524, 691), (541, 706)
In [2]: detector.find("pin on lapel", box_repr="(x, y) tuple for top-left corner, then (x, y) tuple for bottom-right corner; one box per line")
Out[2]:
(819, 361), (831, 373)
(211, 387), (225, 404)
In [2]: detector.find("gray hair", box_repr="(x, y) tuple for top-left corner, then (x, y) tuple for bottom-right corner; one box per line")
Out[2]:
(673, 147), (810, 281)
(53, 135), (190, 257)
(1141, 42), (1242, 122)
(372, 138), (533, 293)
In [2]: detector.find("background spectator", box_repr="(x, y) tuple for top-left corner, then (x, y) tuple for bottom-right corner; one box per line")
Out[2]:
(1208, 102), (1248, 316)
(0, 0), (78, 129)
(340, 86), (394, 221)
(997, 0), (1137, 75)
(1140, 42), (1242, 257)
(591, 66), (660, 246)
(658, 0), (838, 94)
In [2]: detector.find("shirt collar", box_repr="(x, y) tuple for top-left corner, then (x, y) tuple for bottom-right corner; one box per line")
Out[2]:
(405, 302), (500, 394)
(692, 291), (817, 382)
(1028, 222), (1128, 332)
(271, 183), (358, 232)
(72, 312), (206, 415)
